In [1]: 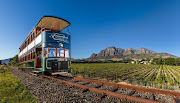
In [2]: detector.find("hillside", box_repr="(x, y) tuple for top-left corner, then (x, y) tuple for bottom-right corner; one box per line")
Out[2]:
(89, 47), (176, 60)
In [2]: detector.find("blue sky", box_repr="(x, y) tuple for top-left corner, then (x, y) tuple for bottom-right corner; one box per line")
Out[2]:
(0, 0), (179, 59)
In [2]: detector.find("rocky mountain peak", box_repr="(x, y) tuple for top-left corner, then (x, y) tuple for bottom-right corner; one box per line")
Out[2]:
(134, 48), (155, 54)
(88, 46), (176, 59)
(123, 48), (136, 55)
(104, 46), (118, 56)
(90, 53), (97, 58)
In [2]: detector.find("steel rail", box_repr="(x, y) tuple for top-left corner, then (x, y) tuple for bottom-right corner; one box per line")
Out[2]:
(73, 77), (180, 97)
(42, 75), (162, 103)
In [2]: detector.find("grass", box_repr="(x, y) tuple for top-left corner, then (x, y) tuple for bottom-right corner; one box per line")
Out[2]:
(0, 66), (37, 103)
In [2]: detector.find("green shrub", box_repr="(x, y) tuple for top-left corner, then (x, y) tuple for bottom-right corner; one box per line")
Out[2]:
(0, 67), (37, 103)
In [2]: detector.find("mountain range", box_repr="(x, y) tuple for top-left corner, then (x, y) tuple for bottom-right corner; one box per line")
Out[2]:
(89, 47), (176, 60)
(0, 58), (12, 64)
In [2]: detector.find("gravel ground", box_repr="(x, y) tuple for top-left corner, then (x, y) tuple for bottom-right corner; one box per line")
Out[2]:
(154, 94), (174, 103)
(8, 68), (136, 103)
(84, 82), (102, 88)
(131, 91), (153, 99)
(98, 85), (174, 103)
(99, 85), (117, 91)
(131, 91), (174, 103)
(116, 88), (132, 95)
(76, 81), (90, 85)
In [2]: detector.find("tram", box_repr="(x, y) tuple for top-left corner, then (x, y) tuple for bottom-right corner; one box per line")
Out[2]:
(18, 16), (71, 74)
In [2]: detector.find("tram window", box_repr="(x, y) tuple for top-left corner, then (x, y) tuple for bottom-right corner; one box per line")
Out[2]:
(31, 35), (33, 42)
(32, 53), (33, 59)
(65, 49), (69, 58)
(34, 32), (35, 38)
(48, 48), (56, 57)
(30, 52), (32, 59)
(28, 54), (30, 60)
(28, 38), (30, 44)
(57, 48), (64, 57)
(26, 40), (28, 45)
(44, 48), (48, 57)
(26, 55), (28, 61)
(29, 54), (31, 60)
(37, 51), (42, 59)
(33, 52), (35, 59)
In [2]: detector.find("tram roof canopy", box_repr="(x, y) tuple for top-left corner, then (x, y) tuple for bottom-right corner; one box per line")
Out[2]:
(36, 16), (70, 30)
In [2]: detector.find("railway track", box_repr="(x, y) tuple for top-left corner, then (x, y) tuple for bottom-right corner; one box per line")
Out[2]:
(8, 67), (180, 103)
(41, 74), (180, 103)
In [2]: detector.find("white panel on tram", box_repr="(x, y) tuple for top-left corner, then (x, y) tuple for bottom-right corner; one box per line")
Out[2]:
(35, 35), (42, 45)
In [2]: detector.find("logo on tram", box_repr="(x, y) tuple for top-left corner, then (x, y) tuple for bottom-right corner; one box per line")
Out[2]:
(49, 33), (69, 43)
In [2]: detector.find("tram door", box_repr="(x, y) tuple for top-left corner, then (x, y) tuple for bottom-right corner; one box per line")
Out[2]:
(36, 48), (42, 68)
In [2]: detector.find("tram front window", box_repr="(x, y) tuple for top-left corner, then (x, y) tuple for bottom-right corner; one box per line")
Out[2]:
(57, 48), (64, 57)
(44, 48), (48, 57)
(48, 48), (56, 57)
(43, 47), (70, 58)
(65, 49), (69, 58)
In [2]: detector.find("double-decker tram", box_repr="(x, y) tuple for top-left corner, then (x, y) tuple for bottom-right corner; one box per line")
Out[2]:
(18, 16), (71, 74)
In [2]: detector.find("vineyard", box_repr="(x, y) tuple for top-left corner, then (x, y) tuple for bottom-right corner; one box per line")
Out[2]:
(70, 63), (180, 90)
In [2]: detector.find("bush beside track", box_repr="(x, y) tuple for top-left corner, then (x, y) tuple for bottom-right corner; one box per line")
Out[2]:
(0, 66), (37, 103)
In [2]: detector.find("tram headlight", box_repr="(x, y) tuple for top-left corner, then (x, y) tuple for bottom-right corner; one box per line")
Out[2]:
(59, 43), (63, 48)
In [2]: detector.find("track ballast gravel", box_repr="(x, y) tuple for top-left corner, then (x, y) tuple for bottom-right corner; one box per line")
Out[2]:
(8, 68), (136, 103)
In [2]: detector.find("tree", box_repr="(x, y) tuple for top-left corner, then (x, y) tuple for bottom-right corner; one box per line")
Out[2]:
(146, 57), (151, 62)
(152, 57), (180, 66)
(175, 58), (180, 66)
(7, 55), (18, 67)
